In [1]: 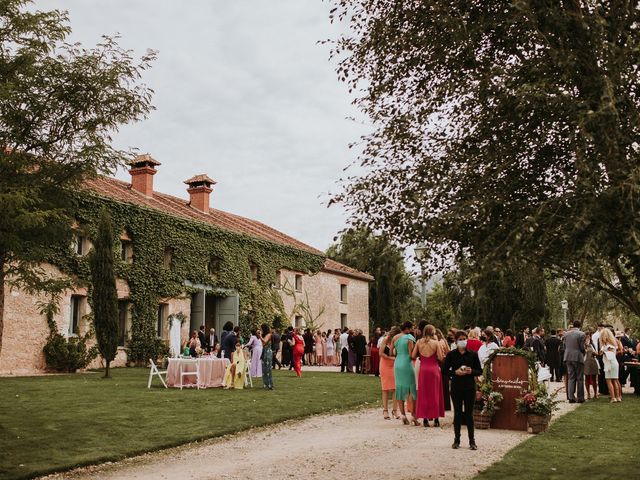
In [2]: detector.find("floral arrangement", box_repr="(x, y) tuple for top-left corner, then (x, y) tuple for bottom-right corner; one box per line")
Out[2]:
(476, 381), (504, 416)
(515, 383), (560, 417)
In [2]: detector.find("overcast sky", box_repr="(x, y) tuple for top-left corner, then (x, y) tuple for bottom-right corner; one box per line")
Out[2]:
(34, 0), (368, 251)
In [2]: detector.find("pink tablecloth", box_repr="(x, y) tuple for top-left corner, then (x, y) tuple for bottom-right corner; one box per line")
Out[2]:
(166, 357), (230, 388)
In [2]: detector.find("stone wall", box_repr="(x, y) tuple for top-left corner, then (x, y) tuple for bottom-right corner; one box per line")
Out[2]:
(0, 267), (369, 375)
(278, 269), (370, 337)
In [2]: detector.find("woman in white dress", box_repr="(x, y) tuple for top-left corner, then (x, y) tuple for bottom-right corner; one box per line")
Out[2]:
(600, 328), (622, 402)
(325, 329), (335, 366)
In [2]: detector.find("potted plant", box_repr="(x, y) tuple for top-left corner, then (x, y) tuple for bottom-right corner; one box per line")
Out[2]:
(515, 383), (560, 434)
(474, 381), (503, 429)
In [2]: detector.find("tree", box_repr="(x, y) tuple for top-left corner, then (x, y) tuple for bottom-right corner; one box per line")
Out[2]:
(89, 210), (119, 378)
(330, 1), (640, 316)
(0, 0), (155, 356)
(445, 262), (547, 331)
(327, 228), (416, 329)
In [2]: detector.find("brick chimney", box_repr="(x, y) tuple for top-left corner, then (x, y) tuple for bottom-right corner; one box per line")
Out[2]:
(128, 154), (160, 197)
(184, 174), (216, 214)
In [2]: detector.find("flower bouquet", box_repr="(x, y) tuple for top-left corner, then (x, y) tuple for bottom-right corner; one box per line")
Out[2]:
(474, 381), (503, 429)
(515, 383), (560, 433)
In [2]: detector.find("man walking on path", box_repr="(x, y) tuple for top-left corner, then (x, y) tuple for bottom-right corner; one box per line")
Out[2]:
(563, 320), (586, 403)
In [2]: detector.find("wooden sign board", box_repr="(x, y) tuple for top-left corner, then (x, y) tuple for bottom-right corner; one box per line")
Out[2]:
(491, 354), (529, 431)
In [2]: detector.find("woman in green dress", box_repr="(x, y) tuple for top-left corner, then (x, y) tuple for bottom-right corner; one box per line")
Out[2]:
(393, 321), (418, 425)
(260, 323), (274, 390)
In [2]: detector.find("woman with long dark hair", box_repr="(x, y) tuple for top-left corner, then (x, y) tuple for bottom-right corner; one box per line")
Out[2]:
(260, 323), (274, 390)
(292, 327), (305, 377)
(393, 321), (418, 425)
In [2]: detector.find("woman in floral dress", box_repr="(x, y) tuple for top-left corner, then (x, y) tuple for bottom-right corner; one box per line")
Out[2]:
(260, 323), (274, 390)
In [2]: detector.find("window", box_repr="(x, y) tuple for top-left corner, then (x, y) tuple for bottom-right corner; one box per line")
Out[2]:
(163, 247), (173, 269)
(340, 313), (348, 330)
(340, 284), (348, 303)
(295, 315), (304, 328)
(208, 256), (221, 281)
(118, 301), (129, 347)
(72, 234), (86, 256)
(250, 262), (259, 283)
(69, 296), (82, 335)
(120, 240), (133, 263)
(294, 274), (303, 292)
(156, 304), (167, 338)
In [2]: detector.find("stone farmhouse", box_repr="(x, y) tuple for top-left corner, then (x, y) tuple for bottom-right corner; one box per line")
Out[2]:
(0, 155), (372, 375)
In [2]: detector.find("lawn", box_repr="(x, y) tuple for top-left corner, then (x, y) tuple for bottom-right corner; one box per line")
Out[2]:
(0, 368), (380, 480)
(476, 394), (640, 480)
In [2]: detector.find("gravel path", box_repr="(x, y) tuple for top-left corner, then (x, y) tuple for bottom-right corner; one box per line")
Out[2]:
(43, 383), (578, 480)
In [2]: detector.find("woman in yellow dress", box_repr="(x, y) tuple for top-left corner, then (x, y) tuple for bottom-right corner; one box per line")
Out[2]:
(223, 340), (247, 389)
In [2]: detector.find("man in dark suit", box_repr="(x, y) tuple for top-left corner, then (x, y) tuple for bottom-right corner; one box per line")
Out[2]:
(531, 327), (546, 366)
(222, 326), (240, 360)
(563, 320), (586, 403)
(545, 329), (562, 382)
(198, 325), (207, 351)
(354, 329), (367, 374)
(271, 328), (282, 369)
(206, 328), (218, 353)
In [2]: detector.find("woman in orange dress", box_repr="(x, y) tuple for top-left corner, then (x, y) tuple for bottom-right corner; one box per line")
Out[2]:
(379, 326), (400, 419)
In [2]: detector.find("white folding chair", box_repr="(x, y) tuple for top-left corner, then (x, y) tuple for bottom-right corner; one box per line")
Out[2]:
(147, 359), (168, 389)
(244, 350), (253, 388)
(179, 358), (200, 390)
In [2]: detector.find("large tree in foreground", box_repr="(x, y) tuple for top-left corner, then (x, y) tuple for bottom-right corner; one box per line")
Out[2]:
(0, 0), (155, 357)
(331, 1), (640, 315)
(327, 228), (418, 329)
(89, 210), (119, 378)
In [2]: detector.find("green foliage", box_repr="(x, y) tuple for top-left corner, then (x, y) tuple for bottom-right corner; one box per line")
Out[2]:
(327, 227), (414, 329)
(423, 282), (456, 332)
(42, 303), (97, 373)
(51, 193), (324, 363)
(330, 1), (640, 318)
(446, 262), (548, 331)
(0, 0), (155, 356)
(89, 209), (119, 376)
(515, 383), (561, 417)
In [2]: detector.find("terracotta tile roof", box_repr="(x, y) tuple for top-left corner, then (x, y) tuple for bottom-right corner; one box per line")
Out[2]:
(82, 176), (375, 281)
(323, 258), (374, 281)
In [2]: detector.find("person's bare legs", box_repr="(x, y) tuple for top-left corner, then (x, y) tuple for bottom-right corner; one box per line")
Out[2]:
(614, 379), (623, 401)
(606, 379), (615, 402)
(382, 390), (390, 418)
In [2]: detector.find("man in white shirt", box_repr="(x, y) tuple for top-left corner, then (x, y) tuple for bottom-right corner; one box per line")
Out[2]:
(592, 322), (604, 352)
(339, 327), (350, 373)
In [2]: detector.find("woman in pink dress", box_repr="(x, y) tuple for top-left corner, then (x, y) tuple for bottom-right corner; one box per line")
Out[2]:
(412, 324), (446, 427)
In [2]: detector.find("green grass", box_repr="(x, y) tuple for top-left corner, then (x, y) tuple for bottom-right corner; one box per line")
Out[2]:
(0, 368), (379, 480)
(476, 394), (640, 480)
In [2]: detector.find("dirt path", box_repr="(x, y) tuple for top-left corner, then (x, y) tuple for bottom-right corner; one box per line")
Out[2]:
(44, 384), (577, 480)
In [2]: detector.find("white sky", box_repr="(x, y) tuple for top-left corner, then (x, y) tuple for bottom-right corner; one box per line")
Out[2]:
(34, 0), (369, 251)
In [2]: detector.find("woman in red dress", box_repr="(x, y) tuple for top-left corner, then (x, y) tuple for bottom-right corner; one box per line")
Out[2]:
(292, 327), (305, 377)
(369, 335), (380, 376)
(412, 324), (446, 427)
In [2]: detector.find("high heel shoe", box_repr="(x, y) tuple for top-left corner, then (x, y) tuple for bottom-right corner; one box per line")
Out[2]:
(433, 418), (440, 427)
(412, 416), (420, 426)
(401, 415), (410, 425)
(392, 410), (400, 419)
(423, 419), (430, 428)
(383, 410), (390, 420)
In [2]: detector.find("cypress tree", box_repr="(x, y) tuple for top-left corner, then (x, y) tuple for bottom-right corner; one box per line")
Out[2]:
(90, 209), (119, 378)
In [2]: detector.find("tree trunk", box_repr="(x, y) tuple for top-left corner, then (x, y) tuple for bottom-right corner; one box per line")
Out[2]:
(104, 360), (110, 379)
(0, 255), (5, 361)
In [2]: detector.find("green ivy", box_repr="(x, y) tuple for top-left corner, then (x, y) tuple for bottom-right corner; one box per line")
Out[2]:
(49, 192), (325, 363)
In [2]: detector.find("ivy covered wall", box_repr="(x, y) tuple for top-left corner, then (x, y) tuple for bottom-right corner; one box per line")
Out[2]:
(51, 193), (325, 362)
